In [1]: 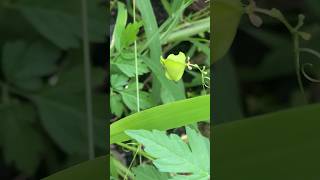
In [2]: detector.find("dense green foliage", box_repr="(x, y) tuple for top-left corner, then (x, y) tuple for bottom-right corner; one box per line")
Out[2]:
(110, 0), (210, 179)
(0, 0), (106, 178)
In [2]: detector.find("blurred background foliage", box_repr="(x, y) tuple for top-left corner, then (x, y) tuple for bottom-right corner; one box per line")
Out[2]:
(0, 0), (107, 179)
(213, 0), (320, 124)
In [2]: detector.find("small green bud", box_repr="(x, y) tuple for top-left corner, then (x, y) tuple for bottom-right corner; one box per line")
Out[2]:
(299, 32), (312, 41)
(270, 8), (283, 19)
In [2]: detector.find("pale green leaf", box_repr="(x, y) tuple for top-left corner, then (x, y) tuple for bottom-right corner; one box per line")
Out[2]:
(125, 127), (209, 179)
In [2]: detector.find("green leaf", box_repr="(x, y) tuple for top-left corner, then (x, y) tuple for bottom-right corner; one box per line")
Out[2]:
(110, 95), (210, 144)
(214, 103), (320, 180)
(111, 74), (129, 91)
(133, 164), (169, 180)
(42, 156), (107, 180)
(126, 127), (209, 179)
(213, 55), (243, 124)
(32, 92), (88, 154)
(32, 65), (106, 154)
(113, 2), (127, 51)
(136, 0), (163, 103)
(18, 5), (105, 49)
(120, 90), (154, 112)
(0, 103), (45, 175)
(121, 21), (143, 48)
(110, 93), (124, 117)
(114, 55), (149, 77)
(1, 40), (60, 91)
(19, 6), (79, 49)
(212, 0), (243, 63)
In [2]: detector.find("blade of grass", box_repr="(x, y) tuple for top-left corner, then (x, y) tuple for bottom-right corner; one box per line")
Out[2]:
(135, 0), (163, 104)
(165, 17), (210, 43)
(160, 0), (172, 15)
(136, 0), (185, 102)
(110, 95), (210, 144)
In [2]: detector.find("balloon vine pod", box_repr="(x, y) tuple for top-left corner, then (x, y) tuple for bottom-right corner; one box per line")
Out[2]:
(160, 52), (210, 90)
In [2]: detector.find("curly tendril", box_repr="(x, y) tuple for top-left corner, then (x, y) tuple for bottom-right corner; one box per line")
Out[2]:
(299, 48), (320, 83)
(187, 60), (210, 91)
(245, 0), (319, 102)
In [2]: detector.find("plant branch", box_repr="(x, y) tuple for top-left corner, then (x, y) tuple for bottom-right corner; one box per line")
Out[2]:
(246, 3), (311, 103)
(81, 0), (95, 160)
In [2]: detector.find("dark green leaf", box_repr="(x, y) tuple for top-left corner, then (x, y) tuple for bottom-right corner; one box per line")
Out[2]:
(214, 103), (320, 180)
(32, 65), (106, 154)
(133, 164), (169, 180)
(1, 40), (60, 91)
(42, 156), (107, 180)
(212, 0), (243, 63)
(19, 6), (80, 49)
(213, 55), (243, 124)
(0, 103), (45, 175)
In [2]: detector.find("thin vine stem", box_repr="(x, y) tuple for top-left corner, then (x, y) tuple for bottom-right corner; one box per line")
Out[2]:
(124, 144), (141, 180)
(247, 4), (309, 103)
(133, 0), (140, 112)
(116, 142), (154, 161)
(81, 0), (95, 159)
(293, 34), (307, 103)
(187, 62), (210, 92)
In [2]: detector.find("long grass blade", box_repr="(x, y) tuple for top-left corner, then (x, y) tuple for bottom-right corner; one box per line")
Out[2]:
(110, 95), (210, 144)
